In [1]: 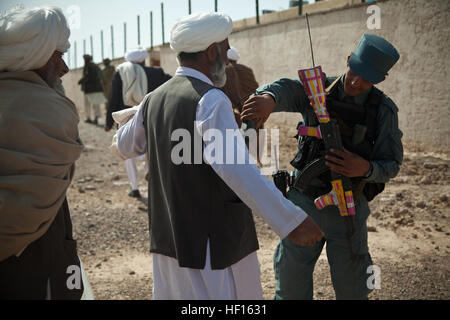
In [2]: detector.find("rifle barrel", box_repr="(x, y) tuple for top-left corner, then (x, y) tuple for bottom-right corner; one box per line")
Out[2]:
(305, 13), (315, 67)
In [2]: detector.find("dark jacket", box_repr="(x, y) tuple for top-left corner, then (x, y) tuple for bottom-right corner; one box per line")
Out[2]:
(0, 198), (84, 299)
(105, 65), (171, 129)
(78, 62), (103, 93)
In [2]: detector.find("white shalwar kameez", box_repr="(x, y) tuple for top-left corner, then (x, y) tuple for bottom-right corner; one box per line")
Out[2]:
(116, 67), (308, 300)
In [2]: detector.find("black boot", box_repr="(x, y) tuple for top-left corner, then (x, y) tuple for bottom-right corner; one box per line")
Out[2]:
(128, 189), (141, 198)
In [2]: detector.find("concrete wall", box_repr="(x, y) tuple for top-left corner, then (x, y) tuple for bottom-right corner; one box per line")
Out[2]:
(227, 0), (450, 154)
(63, 0), (450, 154)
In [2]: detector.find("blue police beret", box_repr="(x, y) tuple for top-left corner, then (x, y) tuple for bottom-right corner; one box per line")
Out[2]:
(348, 34), (399, 84)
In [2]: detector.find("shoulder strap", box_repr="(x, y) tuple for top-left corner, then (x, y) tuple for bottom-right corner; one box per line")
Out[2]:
(325, 76), (341, 94)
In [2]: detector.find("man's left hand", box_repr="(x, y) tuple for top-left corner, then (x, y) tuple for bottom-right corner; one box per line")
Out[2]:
(325, 148), (370, 177)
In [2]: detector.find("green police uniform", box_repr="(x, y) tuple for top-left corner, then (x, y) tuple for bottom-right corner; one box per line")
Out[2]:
(256, 35), (403, 300)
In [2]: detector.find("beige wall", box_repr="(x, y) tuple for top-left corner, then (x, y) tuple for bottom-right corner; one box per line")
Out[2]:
(227, 0), (450, 154)
(63, 0), (450, 154)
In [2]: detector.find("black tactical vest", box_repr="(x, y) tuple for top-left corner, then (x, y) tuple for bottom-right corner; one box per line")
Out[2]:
(143, 75), (259, 270)
(291, 77), (385, 201)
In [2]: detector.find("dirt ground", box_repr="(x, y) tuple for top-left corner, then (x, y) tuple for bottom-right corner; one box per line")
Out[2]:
(68, 111), (449, 300)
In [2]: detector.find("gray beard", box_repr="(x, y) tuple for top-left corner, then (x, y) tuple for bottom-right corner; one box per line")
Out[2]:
(41, 60), (58, 89)
(210, 44), (227, 88)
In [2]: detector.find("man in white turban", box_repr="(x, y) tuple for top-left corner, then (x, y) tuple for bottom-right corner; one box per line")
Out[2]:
(227, 46), (241, 61)
(227, 46), (259, 104)
(106, 47), (171, 198)
(0, 6), (70, 73)
(0, 6), (93, 299)
(115, 12), (323, 300)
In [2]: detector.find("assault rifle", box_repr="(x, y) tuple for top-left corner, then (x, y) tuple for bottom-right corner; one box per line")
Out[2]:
(296, 67), (357, 259)
(296, 67), (356, 217)
(296, 13), (355, 217)
(295, 14), (356, 258)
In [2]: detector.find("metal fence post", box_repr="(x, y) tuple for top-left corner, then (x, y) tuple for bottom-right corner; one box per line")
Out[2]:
(150, 11), (153, 49)
(161, 3), (165, 44)
(101, 30), (104, 60)
(90, 35), (94, 58)
(124, 22), (127, 53)
(256, 0), (260, 24)
(74, 41), (77, 68)
(111, 25), (115, 59)
(137, 15), (141, 46)
(67, 48), (71, 69)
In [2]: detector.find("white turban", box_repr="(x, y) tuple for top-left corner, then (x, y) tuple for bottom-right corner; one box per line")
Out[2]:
(125, 47), (148, 63)
(227, 47), (240, 61)
(0, 6), (70, 72)
(170, 12), (232, 53)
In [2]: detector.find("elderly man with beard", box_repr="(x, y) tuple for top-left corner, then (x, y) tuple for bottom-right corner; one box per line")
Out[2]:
(0, 6), (92, 299)
(115, 12), (323, 300)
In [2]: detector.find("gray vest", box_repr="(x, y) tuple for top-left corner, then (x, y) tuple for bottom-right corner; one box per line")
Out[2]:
(143, 75), (259, 269)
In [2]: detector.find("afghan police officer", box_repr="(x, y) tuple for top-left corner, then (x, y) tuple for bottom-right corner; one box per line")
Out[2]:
(241, 34), (403, 300)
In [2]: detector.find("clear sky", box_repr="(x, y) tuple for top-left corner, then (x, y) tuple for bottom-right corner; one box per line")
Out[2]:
(0, 0), (315, 69)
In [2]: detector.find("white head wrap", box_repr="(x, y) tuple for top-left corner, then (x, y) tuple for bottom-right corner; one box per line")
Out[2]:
(227, 47), (240, 61)
(0, 6), (70, 72)
(125, 47), (149, 63)
(170, 12), (232, 54)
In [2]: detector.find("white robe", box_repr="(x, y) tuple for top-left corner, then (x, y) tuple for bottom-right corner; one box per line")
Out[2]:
(117, 61), (148, 106)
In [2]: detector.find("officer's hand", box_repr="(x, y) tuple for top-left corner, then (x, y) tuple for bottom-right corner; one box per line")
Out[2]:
(325, 148), (371, 177)
(288, 216), (324, 246)
(241, 94), (276, 129)
(104, 125), (111, 132)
